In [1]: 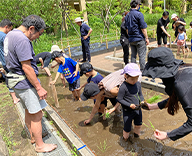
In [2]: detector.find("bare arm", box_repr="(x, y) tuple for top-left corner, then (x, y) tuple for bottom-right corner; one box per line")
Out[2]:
(141, 28), (149, 45)
(21, 60), (47, 100)
(83, 28), (92, 40)
(161, 26), (171, 37)
(50, 72), (60, 85)
(39, 58), (44, 68)
(84, 90), (104, 125)
(174, 34), (179, 43)
(73, 63), (79, 77)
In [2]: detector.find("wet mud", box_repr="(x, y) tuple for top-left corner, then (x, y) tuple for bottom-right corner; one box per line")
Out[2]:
(39, 72), (192, 156)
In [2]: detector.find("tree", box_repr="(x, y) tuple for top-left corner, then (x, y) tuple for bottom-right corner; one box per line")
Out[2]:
(0, 0), (62, 34)
(86, 0), (131, 33)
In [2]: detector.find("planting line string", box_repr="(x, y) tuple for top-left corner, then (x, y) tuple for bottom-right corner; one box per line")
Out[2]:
(77, 145), (86, 151)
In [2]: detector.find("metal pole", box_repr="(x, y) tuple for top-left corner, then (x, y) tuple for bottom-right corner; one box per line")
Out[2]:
(164, 0), (166, 11)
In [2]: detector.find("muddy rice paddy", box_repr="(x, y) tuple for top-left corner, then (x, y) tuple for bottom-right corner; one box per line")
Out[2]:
(39, 71), (192, 156)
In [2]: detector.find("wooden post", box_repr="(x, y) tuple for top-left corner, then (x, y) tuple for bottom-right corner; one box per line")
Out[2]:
(169, 37), (172, 48)
(61, 38), (63, 51)
(67, 38), (71, 58)
(49, 77), (59, 108)
(113, 47), (116, 57)
(100, 33), (102, 43)
(105, 35), (108, 49)
(116, 30), (118, 40)
(153, 27), (155, 38)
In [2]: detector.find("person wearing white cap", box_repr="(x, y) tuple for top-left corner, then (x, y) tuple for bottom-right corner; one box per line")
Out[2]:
(171, 13), (189, 53)
(75, 17), (92, 62)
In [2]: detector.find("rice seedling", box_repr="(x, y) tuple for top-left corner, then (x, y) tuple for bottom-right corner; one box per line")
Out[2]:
(100, 112), (111, 119)
(97, 139), (111, 153)
(143, 119), (156, 132)
(146, 95), (162, 104)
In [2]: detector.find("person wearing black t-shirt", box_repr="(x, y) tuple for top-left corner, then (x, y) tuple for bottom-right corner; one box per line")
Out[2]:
(171, 13), (189, 52)
(156, 11), (171, 47)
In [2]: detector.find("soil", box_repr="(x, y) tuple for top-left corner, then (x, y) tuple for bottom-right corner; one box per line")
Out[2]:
(0, 83), (37, 156)
(39, 72), (192, 156)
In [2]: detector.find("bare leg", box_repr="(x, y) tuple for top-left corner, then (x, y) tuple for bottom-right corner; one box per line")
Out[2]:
(134, 125), (141, 136)
(177, 46), (180, 57)
(10, 91), (20, 104)
(74, 89), (81, 101)
(181, 46), (185, 58)
(60, 74), (65, 88)
(123, 130), (130, 141)
(72, 91), (78, 101)
(25, 110), (57, 152)
(158, 45), (161, 47)
(43, 67), (51, 77)
(164, 44), (167, 47)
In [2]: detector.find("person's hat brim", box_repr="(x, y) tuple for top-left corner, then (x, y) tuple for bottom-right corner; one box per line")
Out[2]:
(80, 93), (89, 101)
(142, 59), (183, 79)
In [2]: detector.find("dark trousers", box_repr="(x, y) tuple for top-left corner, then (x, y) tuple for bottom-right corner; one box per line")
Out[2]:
(120, 39), (129, 65)
(81, 39), (91, 61)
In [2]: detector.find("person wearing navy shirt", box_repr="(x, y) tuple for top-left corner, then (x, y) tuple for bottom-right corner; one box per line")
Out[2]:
(34, 52), (52, 76)
(125, 0), (149, 71)
(75, 17), (92, 62)
(156, 11), (171, 47)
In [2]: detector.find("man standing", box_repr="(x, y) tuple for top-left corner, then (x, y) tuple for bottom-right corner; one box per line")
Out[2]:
(156, 11), (171, 47)
(75, 17), (92, 62)
(125, 0), (149, 71)
(171, 13), (189, 52)
(0, 19), (13, 73)
(0, 19), (20, 104)
(4, 15), (57, 153)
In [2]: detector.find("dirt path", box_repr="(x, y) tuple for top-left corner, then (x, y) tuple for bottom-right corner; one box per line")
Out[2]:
(0, 82), (37, 156)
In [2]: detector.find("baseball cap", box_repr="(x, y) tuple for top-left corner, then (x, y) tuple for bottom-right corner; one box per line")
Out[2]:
(121, 63), (141, 77)
(51, 51), (63, 60)
(80, 62), (93, 76)
(171, 14), (177, 19)
(80, 83), (100, 101)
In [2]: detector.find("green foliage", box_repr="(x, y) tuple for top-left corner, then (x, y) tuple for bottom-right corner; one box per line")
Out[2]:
(144, 13), (162, 25)
(0, 0), (62, 31)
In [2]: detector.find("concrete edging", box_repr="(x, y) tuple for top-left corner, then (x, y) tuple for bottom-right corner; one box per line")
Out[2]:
(44, 105), (96, 156)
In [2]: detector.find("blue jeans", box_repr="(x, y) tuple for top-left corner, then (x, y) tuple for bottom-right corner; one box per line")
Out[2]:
(81, 39), (91, 61)
(130, 40), (146, 71)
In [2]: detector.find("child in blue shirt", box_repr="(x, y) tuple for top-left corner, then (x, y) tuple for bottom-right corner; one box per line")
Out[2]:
(50, 51), (81, 101)
(117, 63), (144, 142)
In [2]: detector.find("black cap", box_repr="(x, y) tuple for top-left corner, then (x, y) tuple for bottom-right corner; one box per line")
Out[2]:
(130, 0), (142, 7)
(80, 62), (93, 76)
(51, 51), (63, 60)
(80, 83), (100, 101)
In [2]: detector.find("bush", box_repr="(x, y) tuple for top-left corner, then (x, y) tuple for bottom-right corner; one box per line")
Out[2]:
(114, 14), (123, 27)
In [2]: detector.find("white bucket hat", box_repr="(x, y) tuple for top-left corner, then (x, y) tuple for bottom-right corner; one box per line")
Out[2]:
(50, 45), (61, 53)
(171, 14), (177, 19)
(75, 17), (83, 23)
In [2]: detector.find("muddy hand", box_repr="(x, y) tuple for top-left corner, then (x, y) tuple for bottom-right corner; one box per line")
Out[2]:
(84, 119), (90, 125)
(140, 101), (150, 110)
(154, 129), (168, 140)
(37, 87), (47, 100)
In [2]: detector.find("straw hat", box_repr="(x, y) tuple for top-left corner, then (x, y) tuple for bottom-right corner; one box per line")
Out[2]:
(75, 17), (83, 23)
(50, 45), (61, 53)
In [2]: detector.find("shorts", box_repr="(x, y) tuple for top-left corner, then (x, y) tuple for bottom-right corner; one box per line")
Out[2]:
(69, 78), (80, 91)
(177, 40), (185, 47)
(43, 55), (52, 67)
(14, 87), (47, 114)
(157, 34), (167, 45)
(123, 109), (142, 132)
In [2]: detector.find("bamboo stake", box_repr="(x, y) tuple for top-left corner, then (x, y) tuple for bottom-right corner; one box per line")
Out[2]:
(49, 77), (59, 108)
(116, 29), (118, 40)
(169, 37), (172, 48)
(153, 27), (155, 38)
(67, 38), (71, 58)
(105, 35), (108, 49)
(113, 47), (116, 57)
(100, 33), (103, 43)
(61, 38), (63, 51)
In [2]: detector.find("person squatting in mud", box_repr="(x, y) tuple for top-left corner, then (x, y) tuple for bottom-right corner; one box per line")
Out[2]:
(142, 47), (192, 141)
